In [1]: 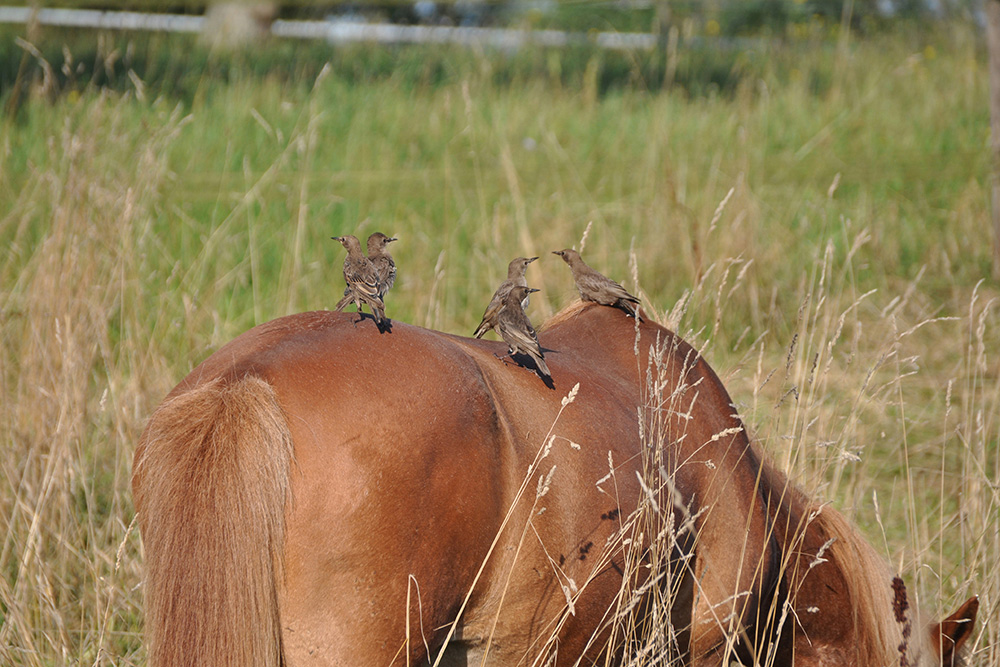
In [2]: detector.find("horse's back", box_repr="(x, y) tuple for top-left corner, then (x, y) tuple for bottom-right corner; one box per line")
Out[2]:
(169, 309), (641, 664)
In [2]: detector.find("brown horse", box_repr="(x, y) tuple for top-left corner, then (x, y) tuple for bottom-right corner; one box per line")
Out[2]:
(132, 301), (978, 667)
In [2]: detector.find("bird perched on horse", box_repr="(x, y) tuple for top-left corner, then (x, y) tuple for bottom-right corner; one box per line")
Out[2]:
(332, 235), (386, 324)
(341, 232), (397, 302)
(495, 285), (550, 379)
(473, 256), (538, 339)
(553, 248), (641, 320)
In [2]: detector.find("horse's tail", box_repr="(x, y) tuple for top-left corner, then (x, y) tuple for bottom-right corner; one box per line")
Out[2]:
(132, 374), (292, 667)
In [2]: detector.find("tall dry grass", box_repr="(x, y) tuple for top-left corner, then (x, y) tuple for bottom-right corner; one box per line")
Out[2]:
(653, 231), (998, 664)
(0, 93), (182, 665)
(0, 27), (996, 665)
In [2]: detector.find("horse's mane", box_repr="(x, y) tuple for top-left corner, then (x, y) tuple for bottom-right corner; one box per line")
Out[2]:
(753, 442), (922, 666)
(814, 501), (902, 665)
(539, 299), (589, 332)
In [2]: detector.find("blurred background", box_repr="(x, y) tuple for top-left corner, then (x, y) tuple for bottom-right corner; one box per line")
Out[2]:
(0, 1), (997, 665)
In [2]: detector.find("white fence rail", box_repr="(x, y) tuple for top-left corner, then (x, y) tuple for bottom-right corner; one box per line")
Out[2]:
(0, 5), (660, 51)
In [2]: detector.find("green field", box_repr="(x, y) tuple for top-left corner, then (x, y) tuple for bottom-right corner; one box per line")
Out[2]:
(0, 21), (997, 665)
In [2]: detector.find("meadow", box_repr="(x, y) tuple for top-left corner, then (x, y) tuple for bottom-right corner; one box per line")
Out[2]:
(0, 20), (997, 665)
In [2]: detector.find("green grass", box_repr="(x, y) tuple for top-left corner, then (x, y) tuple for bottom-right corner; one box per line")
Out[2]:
(0, 21), (997, 665)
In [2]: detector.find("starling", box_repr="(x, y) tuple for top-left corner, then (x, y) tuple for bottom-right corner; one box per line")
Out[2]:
(367, 232), (397, 300)
(473, 256), (538, 339)
(495, 285), (550, 379)
(342, 232), (397, 301)
(332, 235), (385, 323)
(552, 248), (641, 320)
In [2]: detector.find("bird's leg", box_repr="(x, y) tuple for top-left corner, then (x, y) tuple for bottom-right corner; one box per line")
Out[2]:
(495, 350), (539, 375)
(493, 350), (515, 367)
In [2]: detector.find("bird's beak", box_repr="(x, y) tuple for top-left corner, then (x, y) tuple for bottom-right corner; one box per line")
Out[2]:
(527, 256), (539, 263)
(551, 251), (561, 256)
(526, 287), (540, 294)
(388, 237), (398, 243)
(331, 236), (341, 241)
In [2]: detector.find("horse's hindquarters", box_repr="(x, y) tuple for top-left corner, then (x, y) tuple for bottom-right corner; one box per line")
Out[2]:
(272, 338), (509, 665)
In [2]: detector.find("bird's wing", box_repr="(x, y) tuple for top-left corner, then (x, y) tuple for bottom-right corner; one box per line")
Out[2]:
(576, 272), (614, 305)
(474, 281), (514, 337)
(608, 279), (640, 303)
(618, 281), (640, 303)
(503, 310), (551, 377)
(345, 261), (381, 298)
(382, 262), (396, 293)
(473, 302), (501, 338)
(498, 312), (542, 357)
(373, 256), (396, 294)
(580, 272), (638, 305)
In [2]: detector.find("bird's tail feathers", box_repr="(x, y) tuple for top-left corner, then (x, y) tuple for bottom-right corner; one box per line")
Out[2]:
(334, 294), (352, 312)
(367, 295), (386, 323)
(534, 354), (551, 378)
